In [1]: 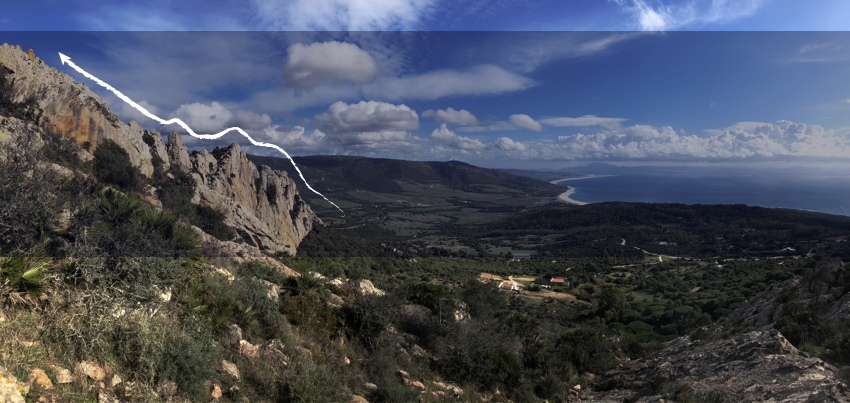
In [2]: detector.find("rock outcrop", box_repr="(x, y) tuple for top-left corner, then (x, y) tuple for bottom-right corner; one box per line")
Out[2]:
(589, 329), (849, 402)
(727, 260), (849, 328)
(0, 44), (318, 255)
(0, 44), (166, 177)
(166, 135), (317, 255)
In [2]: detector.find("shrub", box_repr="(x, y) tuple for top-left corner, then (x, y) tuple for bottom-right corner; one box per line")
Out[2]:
(110, 312), (218, 397)
(93, 139), (142, 191)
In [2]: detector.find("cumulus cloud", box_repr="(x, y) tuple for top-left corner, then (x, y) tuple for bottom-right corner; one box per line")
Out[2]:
(313, 100), (423, 150)
(166, 102), (234, 133)
(116, 100), (162, 128)
(493, 137), (526, 151)
(163, 102), (274, 134)
(282, 41), (379, 90)
(253, 0), (436, 31)
(261, 125), (328, 151)
(422, 108), (480, 126)
(429, 124), (486, 150)
(486, 120), (849, 161)
(509, 114), (544, 132)
(363, 65), (534, 101)
(539, 115), (627, 129)
(611, 0), (764, 31)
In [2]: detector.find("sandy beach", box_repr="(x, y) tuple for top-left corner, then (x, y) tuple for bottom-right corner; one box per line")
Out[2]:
(558, 187), (587, 205)
(552, 175), (610, 205)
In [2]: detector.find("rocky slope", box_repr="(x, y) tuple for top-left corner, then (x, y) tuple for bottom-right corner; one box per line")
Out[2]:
(587, 329), (848, 402)
(0, 44), (316, 255)
(727, 260), (850, 327)
(582, 260), (850, 402)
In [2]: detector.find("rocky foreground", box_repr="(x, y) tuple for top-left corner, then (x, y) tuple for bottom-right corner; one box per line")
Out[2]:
(585, 329), (848, 402)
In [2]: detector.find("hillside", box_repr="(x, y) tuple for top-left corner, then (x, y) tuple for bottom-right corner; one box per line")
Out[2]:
(248, 154), (563, 195)
(2, 43), (850, 403)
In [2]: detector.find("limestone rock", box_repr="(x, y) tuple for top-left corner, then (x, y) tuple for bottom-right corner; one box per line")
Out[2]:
(258, 279), (280, 304)
(51, 366), (73, 384)
(356, 279), (386, 296)
(211, 384), (222, 400)
(26, 368), (52, 390)
(239, 340), (260, 358)
(0, 366), (27, 403)
(433, 381), (463, 396)
(350, 395), (369, 403)
(227, 324), (243, 344)
(166, 131), (191, 172)
(410, 344), (427, 357)
(591, 330), (848, 402)
(75, 360), (106, 381)
(110, 374), (122, 388)
(221, 360), (240, 380)
(328, 294), (344, 307)
(364, 383), (378, 391)
(97, 393), (125, 403)
(727, 260), (849, 328)
(187, 143), (318, 255)
(0, 45), (161, 177)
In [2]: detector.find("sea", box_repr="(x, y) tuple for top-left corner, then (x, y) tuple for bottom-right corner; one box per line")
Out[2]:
(555, 172), (850, 217)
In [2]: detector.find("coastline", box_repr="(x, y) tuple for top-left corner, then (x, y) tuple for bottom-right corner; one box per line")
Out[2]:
(549, 174), (611, 184)
(552, 175), (610, 205)
(558, 187), (588, 205)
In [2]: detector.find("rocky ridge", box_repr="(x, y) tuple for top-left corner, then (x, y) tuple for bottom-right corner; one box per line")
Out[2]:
(587, 329), (848, 402)
(727, 259), (850, 328)
(0, 44), (317, 255)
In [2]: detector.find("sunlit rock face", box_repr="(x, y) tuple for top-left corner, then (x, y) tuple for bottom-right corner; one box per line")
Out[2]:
(0, 44), (317, 255)
(0, 44), (165, 177)
(169, 135), (317, 255)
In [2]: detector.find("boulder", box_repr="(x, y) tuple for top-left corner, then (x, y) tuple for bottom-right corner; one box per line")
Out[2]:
(350, 395), (369, 403)
(239, 340), (260, 358)
(0, 366), (28, 403)
(221, 360), (240, 380)
(364, 383), (378, 391)
(211, 384), (222, 400)
(356, 279), (386, 296)
(51, 366), (73, 384)
(26, 368), (52, 390)
(75, 360), (106, 381)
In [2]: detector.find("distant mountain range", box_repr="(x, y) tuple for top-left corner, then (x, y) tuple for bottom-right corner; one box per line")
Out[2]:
(247, 154), (562, 194)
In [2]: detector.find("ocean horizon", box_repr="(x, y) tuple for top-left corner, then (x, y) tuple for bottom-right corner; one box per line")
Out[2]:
(556, 172), (850, 217)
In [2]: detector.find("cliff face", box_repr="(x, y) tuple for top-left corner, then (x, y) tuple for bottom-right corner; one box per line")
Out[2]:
(0, 44), (166, 177)
(167, 132), (316, 255)
(0, 44), (317, 255)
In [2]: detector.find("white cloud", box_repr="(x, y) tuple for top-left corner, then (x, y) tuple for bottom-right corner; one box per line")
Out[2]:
(262, 125), (328, 151)
(422, 108), (479, 126)
(362, 65), (534, 101)
(509, 114), (544, 132)
(539, 115), (627, 129)
(456, 121), (518, 132)
(487, 120), (849, 161)
(253, 0), (436, 31)
(429, 124), (487, 150)
(282, 41), (379, 90)
(166, 102), (234, 134)
(313, 100), (423, 151)
(843, 99), (850, 104)
(114, 100), (162, 128)
(611, 0), (764, 31)
(493, 137), (526, 151)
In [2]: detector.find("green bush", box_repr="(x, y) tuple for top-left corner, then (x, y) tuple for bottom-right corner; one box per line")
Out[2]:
(93, 139), (142, 191)
(110, 312), (218, 397)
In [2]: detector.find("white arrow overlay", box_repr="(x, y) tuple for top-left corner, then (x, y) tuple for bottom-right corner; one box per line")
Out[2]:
(59, 52), (343, 216)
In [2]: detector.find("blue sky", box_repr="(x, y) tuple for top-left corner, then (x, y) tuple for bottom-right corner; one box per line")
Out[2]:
(2, 0), (850, 168)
